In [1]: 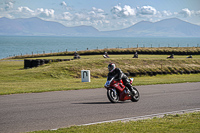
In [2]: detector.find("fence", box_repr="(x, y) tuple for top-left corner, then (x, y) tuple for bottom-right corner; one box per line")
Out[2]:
(7, 43), (200, 58)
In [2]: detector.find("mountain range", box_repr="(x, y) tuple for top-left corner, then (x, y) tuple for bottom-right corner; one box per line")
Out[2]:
(0, 17), (200, 37)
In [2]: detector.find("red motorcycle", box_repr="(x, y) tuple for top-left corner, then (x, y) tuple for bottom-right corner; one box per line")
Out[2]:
(104, 77), (140, 103)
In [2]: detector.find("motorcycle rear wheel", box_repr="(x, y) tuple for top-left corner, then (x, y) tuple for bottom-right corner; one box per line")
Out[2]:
(131, 87), (140, 102)
(107, 89), (119, 103)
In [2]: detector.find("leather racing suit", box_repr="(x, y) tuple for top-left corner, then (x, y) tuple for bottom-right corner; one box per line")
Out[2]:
(107, 68), (135, 95)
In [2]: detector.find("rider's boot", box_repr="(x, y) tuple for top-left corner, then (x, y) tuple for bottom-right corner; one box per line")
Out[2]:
(126, 83), (137, 96)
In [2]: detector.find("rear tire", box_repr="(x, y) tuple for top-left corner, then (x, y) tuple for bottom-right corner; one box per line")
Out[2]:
(107, 89), (119, 103)
(131, 87), (140, 102)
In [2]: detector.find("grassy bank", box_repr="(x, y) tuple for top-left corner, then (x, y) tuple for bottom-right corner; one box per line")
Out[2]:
(0, 54), (200, 95)
(29, 112), (200, 133)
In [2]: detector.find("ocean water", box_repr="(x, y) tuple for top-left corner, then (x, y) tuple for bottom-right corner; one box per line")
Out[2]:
(0, 36), (200, 59)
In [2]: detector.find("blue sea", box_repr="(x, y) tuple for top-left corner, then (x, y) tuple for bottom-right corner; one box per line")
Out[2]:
(0, 36), (200, 59)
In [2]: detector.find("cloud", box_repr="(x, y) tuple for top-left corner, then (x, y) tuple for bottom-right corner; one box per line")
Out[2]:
(178, 8), (192, 17)
(36, 8), (55, 18)
(195, 10), (200, 16)
(111, 4), (122, 15)
(92, 7), (104, 13)
(60, 1), (72, 10)
(62, 12), (73, 20)
(15, 7), (55, 18)
(73, 12), (90, 21)
(60, 7), (106, 22)
(176, 8), (200, 18)
(60, 1), (67, 7)
(58, 7), (108, 30)
(136, 6), (157, 16)
(110, 4), (158, 19)
(162, 10), (172, 16)
(122, 5), (136, 16)
(5, 1), (13, 11)
(111, 4), (136, 18)
(8, 6), (35, 18)
(18, 7), (34, 13)
(89, 7), (106, 20)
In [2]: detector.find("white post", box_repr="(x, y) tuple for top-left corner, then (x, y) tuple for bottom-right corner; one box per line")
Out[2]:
(81, 70), (91, 82)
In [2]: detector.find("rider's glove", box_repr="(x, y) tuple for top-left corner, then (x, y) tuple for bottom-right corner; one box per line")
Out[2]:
(104, 81), (110, 87)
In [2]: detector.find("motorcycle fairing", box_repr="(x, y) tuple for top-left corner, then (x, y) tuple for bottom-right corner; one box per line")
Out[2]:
(108, 80), (132, 101)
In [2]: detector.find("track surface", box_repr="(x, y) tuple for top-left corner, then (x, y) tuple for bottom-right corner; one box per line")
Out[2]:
(0, 82), (200, 133)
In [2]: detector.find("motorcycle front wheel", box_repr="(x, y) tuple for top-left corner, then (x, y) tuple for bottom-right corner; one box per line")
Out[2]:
(131, 87), (140, 102)
(107, 89), (119, 103)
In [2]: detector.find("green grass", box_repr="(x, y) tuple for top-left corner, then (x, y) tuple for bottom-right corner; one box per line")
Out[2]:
(0, 54), (200, 95)
(29, 112), (200, 133)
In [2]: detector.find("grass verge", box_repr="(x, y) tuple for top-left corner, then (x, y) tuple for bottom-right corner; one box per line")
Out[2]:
(29, 112), (200, 133)
(0, 55), (200, 95)
(1, 74), (200, 95)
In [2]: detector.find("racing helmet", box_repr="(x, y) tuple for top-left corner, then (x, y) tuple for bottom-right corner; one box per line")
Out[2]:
(108, 63), (116, 72)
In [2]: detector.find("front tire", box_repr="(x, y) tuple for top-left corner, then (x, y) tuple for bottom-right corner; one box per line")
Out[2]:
(107, 89), (119, 103)
(131, 87), (140, 102)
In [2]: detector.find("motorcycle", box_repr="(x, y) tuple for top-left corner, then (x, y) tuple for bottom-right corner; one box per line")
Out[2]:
(104, 77), (140, 103)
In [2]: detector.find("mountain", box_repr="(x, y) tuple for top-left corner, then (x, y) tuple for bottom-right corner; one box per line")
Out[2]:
(0, 17), (100, 36)
(103, 18), (200, 37)
(0, 17), (200, 37)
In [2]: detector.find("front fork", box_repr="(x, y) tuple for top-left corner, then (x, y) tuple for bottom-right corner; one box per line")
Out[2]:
(111, 88), (117, 97)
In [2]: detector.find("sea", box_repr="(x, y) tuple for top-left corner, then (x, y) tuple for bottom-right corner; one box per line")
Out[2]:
(0, 36), (200, 59)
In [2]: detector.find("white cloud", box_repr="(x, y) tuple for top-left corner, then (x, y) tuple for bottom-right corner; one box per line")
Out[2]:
(89, 8), (106, 20)
(111, 4), (158, 19)
(57, 7), (108, 30)
(10, 6), (35, 18)
(162, 10), (172, 16)
(60, 1), (67, 7)
(88, 11), (106, 20)
(60, 1), (72, 10)
(136, 6), (157, 16)
(18, 7), (34, 13)
(92, 7), (104, 13)
(178, 8), (192, 17)
(111, 4), (135, 18)
(175, 8), (200, 18)
(36, 8), (55, 18)
(123, 5), (136, 16)
(2, 3), (55, 19)
(111, 4), (122, 17)
(74, 12), (90, 21)
(5, 1), (13, 11)
(61, 12), (73, 20)
(60, 7), (106, 22)
(195, 10), (200, 16)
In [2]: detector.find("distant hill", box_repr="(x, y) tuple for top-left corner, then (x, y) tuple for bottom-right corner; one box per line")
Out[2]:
(103, 18), (200, 37)
(0, 17), (200, 37)
(0, 17), (100, 36)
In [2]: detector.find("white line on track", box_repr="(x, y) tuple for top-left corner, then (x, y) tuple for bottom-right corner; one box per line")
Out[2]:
(79, 108), (200, 126)
(51, 108), (200, 130)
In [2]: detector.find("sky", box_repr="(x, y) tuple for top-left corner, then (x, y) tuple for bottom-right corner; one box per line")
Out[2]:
(0, 0), (200, 31)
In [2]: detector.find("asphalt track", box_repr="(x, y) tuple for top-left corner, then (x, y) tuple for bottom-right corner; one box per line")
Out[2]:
(0, 82), (200, 133)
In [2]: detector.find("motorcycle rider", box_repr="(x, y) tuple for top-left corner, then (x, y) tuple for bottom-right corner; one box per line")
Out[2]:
(107, 63), (137, 96)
